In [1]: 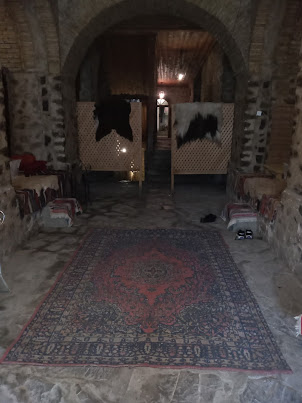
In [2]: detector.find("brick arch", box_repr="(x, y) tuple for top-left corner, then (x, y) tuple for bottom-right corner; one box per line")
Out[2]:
(7, 0), (36, 71)
(61, 0), (250, 162)
(4, 0), (60, 75)
(34, 0), (60, 75)
(61, 0), (249, 80)
(0, 2), (23, 71)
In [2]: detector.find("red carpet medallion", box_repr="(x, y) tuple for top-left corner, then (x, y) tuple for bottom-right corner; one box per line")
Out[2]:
(1, 229), (291, 372)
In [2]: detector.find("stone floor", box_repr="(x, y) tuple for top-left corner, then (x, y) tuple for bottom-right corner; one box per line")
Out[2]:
(0, 182), (302, 403)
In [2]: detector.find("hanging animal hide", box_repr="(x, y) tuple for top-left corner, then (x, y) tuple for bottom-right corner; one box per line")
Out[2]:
(174, 103), (222, 148)
(94, 99), (133, 142)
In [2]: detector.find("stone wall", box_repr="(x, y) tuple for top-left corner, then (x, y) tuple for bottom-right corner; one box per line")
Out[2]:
(240, 76), (272, 172)
(266, 0), (302, 167)
(263, 190), (302, 281)
(231, 34), (302, 277)
(0, 69), (17, 259)
(62, 75), (78, 165)
(267, 39), (302, 277)
(0, 69), (40, 259)
(288, 53), (302, 194)
(0, 0), (62, 257)
(0, 71), (10, 187)
(239, 0), (302, 173)
(0, 0), (63, 167)
(7, 72), (66, 169)
(239, 0), (286, 173)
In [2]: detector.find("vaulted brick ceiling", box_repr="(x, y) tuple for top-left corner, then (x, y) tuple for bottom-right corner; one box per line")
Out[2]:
(107, 15), (216, 86)
(157, 30), (216, 85)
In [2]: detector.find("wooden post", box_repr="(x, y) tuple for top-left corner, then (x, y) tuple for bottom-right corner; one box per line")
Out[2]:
(171, 105), (175, 194)
(147, 99), (156, 153)
(146, 35), (157, 165)
(139, 145), (143, 197)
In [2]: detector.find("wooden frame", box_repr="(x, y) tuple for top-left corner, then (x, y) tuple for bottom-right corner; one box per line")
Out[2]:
(77, 102), (143, 195)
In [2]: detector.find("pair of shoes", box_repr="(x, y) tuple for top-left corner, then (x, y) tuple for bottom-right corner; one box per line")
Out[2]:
(235, 229), (253, 240)
(200, 213), (217, 223)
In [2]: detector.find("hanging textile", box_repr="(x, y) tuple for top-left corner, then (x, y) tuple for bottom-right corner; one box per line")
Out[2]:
(94, 99), (133, 142)
(174, 103), (222, 148)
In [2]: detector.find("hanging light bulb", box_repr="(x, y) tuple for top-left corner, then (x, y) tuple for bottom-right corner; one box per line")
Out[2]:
(178, 73), (184, 81)
(159, 91), (165, 99)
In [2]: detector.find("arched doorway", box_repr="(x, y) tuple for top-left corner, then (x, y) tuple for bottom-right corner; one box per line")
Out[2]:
(157, 93), (169, 137)
(60, 0), (248, 169)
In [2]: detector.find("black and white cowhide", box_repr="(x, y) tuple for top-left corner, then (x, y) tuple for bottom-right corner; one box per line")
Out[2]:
(174, 103), (222, 148)
(94, 99), (133, 142)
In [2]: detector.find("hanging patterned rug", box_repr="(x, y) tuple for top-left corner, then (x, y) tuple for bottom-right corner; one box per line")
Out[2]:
(1, 229), (291, 372)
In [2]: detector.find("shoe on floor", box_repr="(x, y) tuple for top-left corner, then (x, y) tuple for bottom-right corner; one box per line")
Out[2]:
(235, 230), (245, 240)
(245, 229), (253, 239)
(200, 213), (217, 223)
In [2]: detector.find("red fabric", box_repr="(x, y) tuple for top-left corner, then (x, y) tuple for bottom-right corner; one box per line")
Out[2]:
(12, 154), (47, 175)
(12, 153), (35, 168)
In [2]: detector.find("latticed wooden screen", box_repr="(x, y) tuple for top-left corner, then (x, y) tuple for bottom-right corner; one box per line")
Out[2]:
(171, 104), (234, 175)
(77, 102), (142, 172)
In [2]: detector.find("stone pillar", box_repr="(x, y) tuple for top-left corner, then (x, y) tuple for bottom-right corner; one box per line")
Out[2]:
(146, 35), (157, 155)
(0, 69), (31, 258)
(7, 71), (66, 169)
(241, 75), (272, 172)
(62, 74), (78, 165)
(48, 75), (66, 168)
(287, 57), (302, 193)
(229, 72), (248, 169)
(0, 69), (10, 186)
(239, 0), (286, 173)
(269, 43), (302, 278)
(8, 72), (45, 159)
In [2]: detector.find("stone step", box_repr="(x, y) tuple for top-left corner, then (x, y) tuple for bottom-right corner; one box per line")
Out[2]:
(146, 173), (171, 183)
(155, 138), (171, 150)
(147, 168), (171, 176)
(146, 151), (171, 175)
(149, 162), (171, 171)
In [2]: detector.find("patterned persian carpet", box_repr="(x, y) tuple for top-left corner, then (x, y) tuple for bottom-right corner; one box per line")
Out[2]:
(1, 229), (291, 372)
